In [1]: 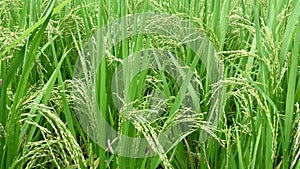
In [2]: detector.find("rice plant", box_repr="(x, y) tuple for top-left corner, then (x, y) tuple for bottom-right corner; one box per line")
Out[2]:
(0, 0), (299, 168)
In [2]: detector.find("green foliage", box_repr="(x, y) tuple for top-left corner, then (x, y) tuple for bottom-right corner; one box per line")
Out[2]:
(0, 0), (299, 168)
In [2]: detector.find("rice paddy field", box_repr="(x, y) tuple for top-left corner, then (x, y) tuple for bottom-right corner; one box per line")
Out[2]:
(0, 0), (300, 168)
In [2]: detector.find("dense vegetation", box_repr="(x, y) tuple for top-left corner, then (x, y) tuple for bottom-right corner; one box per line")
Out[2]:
(0, 0), (299, 168)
